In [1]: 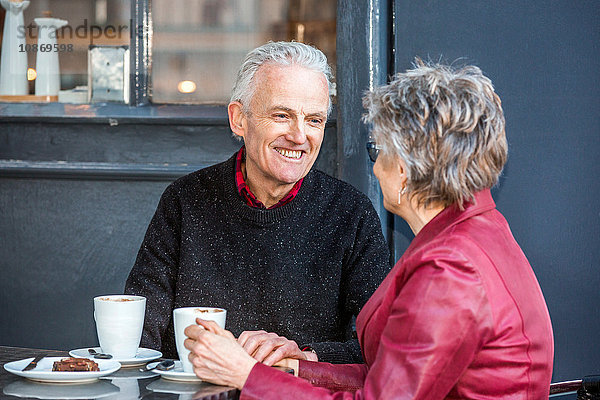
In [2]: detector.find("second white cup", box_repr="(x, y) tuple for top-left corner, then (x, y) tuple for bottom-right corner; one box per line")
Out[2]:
(94, 295), (146, 359)
(173, 307), (227, 373)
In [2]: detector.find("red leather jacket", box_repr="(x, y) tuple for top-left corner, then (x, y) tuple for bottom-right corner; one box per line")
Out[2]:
(241, 189), (554, 399)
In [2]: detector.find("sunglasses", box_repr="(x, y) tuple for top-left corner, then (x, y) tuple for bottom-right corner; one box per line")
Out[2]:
(366, 141), (382, 162)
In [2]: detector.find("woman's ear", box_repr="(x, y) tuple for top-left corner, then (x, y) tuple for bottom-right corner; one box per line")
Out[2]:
(228, 101), (246, 139)
(396, 156), (408, 186)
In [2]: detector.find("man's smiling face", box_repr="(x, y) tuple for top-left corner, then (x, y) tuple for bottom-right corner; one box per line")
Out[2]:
(233, 63), (329, 194)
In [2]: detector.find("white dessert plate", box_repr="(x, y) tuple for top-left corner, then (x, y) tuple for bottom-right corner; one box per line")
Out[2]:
(2, 379), (119, 399)
(150, 360), (201, 382)
(69, 347), (162, 367)
(3, 357), (121, 383)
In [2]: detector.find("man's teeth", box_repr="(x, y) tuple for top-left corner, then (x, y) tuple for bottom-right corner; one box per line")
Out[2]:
(276, 148), (302, 159)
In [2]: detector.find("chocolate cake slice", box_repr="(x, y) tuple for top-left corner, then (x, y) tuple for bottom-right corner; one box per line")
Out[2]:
(52, 357), (100, 372)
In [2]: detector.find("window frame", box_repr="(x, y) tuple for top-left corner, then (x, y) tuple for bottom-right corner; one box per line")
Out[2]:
(0, 0), (339, 125)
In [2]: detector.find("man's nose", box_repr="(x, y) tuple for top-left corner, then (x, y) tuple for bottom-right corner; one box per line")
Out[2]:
(286, 120), (306, 144)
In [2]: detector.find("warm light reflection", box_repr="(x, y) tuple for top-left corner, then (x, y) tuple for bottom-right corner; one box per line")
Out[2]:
(296, 23), (305, 43)
(177, 80), (197, 94)
(27, 68), (37, 81)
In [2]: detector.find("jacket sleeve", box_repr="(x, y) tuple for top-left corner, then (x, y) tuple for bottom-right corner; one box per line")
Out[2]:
(124, 183), (181, 354)
(298, 361), (368, 392)
(241, 362), (368, 400)
(240, 256), (492, 400)
(305, 202), (391, 364)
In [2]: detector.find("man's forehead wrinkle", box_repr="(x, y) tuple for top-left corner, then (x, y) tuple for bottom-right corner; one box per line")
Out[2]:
(248, 64), (329, 117)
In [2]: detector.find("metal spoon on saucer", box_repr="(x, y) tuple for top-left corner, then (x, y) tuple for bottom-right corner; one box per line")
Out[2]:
(88, 348), (113, 359)
(140, 359), (175, 372)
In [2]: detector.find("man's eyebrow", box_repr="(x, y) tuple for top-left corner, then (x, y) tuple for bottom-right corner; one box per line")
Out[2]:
(268, 105), (294, 114)
(268, 106), (327, 119)
(306, 111), (327, 120)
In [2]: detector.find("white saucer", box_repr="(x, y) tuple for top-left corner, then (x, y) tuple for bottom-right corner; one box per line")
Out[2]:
(3, 380), (119, 399)
(150, 360), (201, 382)
(3, 357), (121, 383)
(69, 347), (162, 367)
(100, 366), (157, 380)
(146, 378), (203, 394)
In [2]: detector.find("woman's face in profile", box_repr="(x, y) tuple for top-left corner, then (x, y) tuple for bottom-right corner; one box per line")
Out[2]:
(373, 152), (405, 215)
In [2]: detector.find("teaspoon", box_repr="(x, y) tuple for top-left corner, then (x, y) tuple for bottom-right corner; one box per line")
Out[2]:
(88, 348), (113, 359)
(140, 359), (175, 372)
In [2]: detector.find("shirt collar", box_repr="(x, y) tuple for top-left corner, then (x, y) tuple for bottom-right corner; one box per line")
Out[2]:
(234, 146), (304, 209)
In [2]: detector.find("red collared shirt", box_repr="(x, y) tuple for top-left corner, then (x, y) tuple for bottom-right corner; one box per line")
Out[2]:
(235, 146), (303, 209)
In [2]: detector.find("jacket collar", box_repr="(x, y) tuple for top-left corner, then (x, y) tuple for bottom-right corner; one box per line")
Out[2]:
(407, 188), (497, 254)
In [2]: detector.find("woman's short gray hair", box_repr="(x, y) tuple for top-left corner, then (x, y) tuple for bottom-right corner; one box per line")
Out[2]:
(230, 41), (334, 115)
(363, 59), (507, 208)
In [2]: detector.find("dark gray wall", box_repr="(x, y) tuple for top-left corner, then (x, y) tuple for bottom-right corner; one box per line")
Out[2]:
(391, 1), (600, 381)
(335, 0), (599, 384)
(0, 111), (338, 351)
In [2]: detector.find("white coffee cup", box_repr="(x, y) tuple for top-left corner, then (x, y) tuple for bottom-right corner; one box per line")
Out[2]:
(93, 295), (146, 359)
(173, 307), (227, 373)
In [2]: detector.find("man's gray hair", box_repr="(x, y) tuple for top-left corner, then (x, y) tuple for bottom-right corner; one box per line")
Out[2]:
(363, 59), (508, 208)
(230, 41), (334, 115)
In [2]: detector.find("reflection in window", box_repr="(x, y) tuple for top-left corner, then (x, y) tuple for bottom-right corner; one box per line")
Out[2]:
(151, 0), (337, 104)
(0, 0), (129, 102)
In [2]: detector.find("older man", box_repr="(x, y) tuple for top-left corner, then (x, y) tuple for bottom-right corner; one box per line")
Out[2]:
(125, 41), (390, 364)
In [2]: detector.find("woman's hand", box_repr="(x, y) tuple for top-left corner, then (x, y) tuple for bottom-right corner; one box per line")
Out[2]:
(238, 330), (318, 366)
(184, 319), (257, 389)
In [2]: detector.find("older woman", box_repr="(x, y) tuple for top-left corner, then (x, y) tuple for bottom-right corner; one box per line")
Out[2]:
(183, 61), (554, 399)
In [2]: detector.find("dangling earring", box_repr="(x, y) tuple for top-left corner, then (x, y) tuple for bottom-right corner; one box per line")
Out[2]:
(398, 187), (406, 205)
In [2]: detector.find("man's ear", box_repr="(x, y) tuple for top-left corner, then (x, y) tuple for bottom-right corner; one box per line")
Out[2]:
(228, 101), (246, 139)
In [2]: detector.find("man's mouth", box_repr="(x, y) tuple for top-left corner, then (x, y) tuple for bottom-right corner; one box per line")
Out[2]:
(275, 148), (303, 159)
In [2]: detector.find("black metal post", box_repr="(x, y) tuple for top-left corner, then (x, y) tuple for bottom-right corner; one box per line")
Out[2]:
(336, 0), (395, 259)
(129, 0), (151, 106)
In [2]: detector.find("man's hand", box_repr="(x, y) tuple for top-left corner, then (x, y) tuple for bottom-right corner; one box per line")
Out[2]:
(238, 330), (318, 366)
(184, 319), (257, 389)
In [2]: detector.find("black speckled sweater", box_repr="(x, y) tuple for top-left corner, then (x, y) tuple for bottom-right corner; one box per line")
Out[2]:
(125, 153), (390, 363)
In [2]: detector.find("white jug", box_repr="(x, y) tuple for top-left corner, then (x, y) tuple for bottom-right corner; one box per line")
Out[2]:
(34, 17), (68, 96)
(0, 0), (30, 95)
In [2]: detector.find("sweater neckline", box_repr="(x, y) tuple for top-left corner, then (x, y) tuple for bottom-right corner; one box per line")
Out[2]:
(220, 154), (315, 225)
